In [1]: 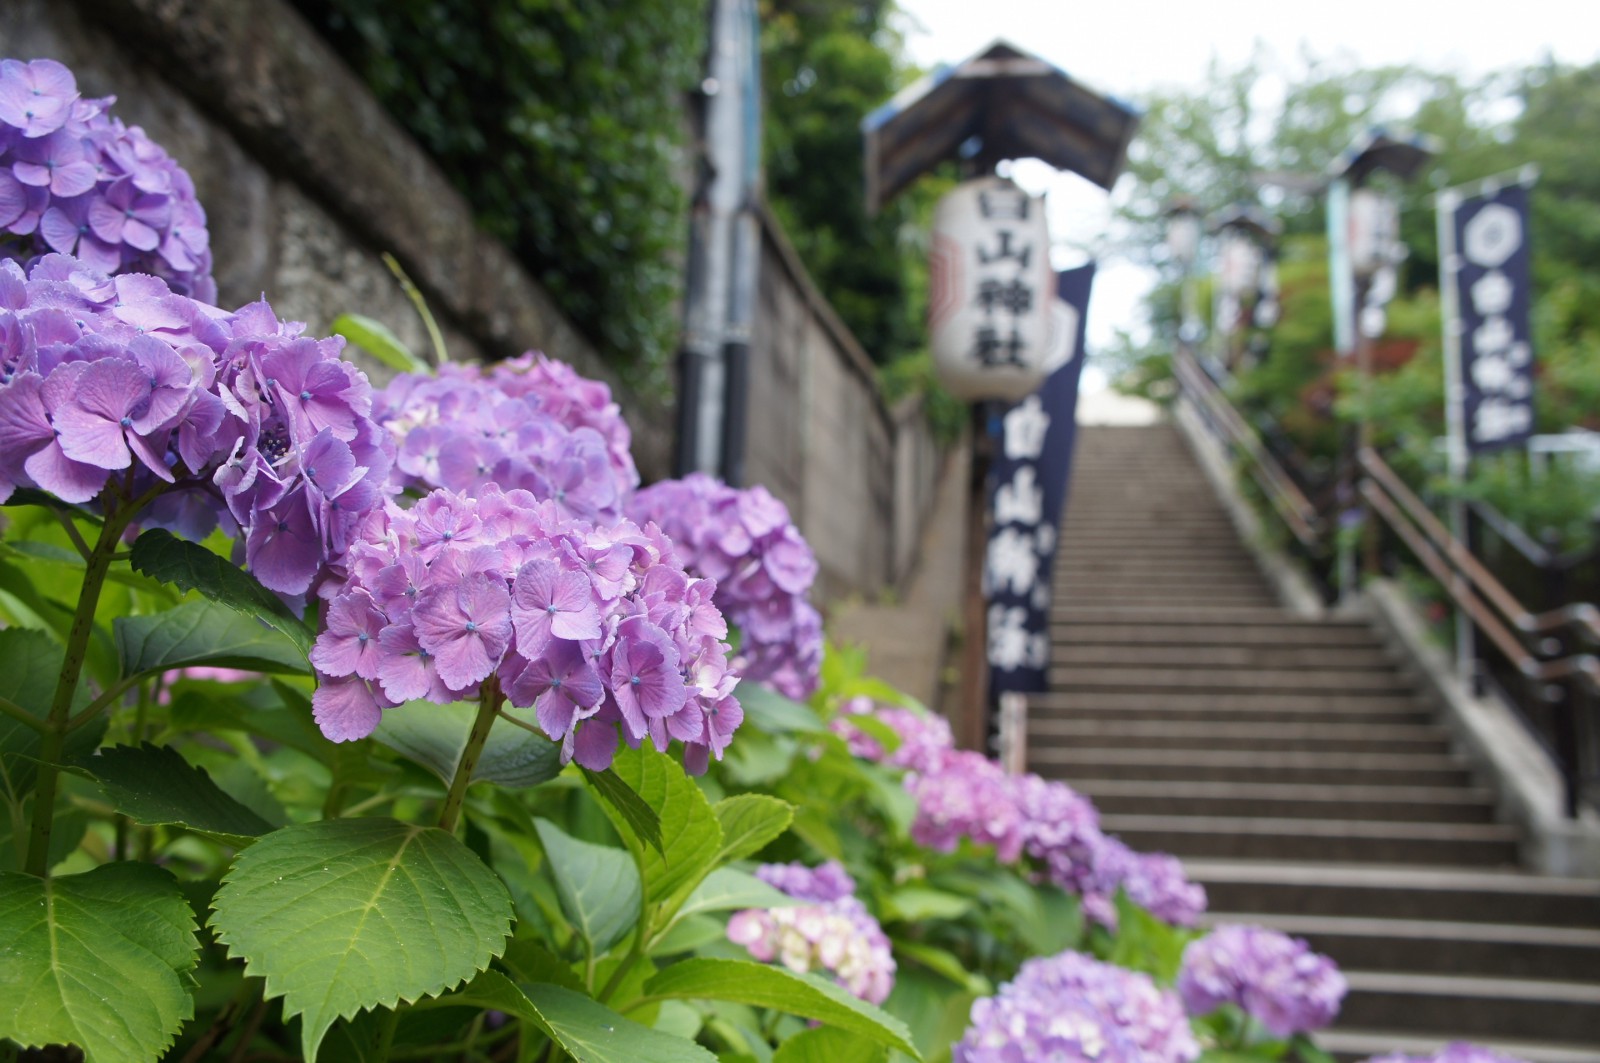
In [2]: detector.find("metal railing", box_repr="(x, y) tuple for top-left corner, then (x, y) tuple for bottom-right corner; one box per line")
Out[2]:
(1172, 345), (1325, 553)
(1358, 446), (1600, 815)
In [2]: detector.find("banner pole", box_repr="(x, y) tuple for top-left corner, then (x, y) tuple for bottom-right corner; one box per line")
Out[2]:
(1437, 188), (1475, 690)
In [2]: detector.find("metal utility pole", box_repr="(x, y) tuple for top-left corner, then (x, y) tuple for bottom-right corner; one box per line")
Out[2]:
(675, 0), (761, 485)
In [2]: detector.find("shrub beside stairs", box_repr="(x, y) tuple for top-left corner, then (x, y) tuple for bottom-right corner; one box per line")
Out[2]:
(1033, 423), (1600, 1062)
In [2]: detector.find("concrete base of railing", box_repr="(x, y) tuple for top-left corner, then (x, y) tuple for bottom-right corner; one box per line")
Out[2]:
(1170, 397), (1326, 618)
(1363, 578), (1600, 877)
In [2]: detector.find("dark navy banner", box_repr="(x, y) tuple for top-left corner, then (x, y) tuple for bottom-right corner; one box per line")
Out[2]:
(984, 263), (1095, 697)
(1453, 184), (1534, 454)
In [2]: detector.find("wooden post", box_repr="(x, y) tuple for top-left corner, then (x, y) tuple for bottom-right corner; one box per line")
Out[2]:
(957, 403), (994, 753)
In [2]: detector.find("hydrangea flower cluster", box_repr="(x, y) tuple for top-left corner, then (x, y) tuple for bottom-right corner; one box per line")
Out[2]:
(840, 699), (1206, 930)
(627, 473), (822, 698)
(309, 484), (741, 773)
(379, 353), (637, 524)
(0, 253), (389, 593)
(954, 951), (1200, 1063)
(831, 694), (951, 772)
(726, 861), (895, 1005)
(1178, 924), (1347, 1037)
(1, 59), (215, 300)
(1363, 1047), (1532, 1063)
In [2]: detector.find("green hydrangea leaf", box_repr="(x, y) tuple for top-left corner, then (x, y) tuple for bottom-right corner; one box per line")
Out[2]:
(76, 742), (274, 846)
(532, 818), (641, 955)
(676, 867), (800, 920)
(209, 817), (513, 1061)
(594, 744), (722, 906)
(0, 863), (199, 1062)
(0, 628), (98, 804)
(434, 971), (717, 1063)
(114, 599), (309, 678)
(642, 958), (918, 1057)
(580, 763), (664, 854)
(129, 530), (313, 657)
(373, 699), (563, 788)
(713, 793), (792, 863)
(773, 1026), (887, 1063)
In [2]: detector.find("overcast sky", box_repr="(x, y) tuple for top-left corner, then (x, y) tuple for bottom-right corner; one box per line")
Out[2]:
(894, 0), (1600, 383)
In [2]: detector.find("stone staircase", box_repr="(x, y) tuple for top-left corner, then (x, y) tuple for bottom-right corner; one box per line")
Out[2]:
(1032, 423), (1600, 1062)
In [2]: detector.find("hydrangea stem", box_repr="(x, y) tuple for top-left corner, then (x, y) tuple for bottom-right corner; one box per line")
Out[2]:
(24, 503), (133, 877)
(438, 677), (502, 834)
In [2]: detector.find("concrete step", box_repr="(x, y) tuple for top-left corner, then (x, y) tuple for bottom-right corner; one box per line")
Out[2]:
(1030, 691), (1427, 717)
(1202, 911), (1600, 982)
(1049, 644), (1396, 669)
(1337, 969), (1600, 1043)
(1047, 666), (1417, 694)
(1031, 748), (1473, 787)
(1099, 814), (1520, 866)
(1073, 779), (1496, 823)
(1027, 718), (1452, 755)
(1320, 1029), (1600, 1063)
(1185, 860), (1600, 928)
(1046, 623), (1383, 648)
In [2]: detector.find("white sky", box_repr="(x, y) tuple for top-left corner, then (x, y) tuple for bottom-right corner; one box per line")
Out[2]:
(896, 0), (1600, 388)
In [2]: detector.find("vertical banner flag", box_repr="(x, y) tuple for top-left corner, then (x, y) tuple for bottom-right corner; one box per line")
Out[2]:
(984, 264), (1096, 697)
(1446, 183), (1534, 453)
(928, 176), (1056, 402)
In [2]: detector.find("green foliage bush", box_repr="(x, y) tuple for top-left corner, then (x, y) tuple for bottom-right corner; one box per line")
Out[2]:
(297, 0), (706, 380)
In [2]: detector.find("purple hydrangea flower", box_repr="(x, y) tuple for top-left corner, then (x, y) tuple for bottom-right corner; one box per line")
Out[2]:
(1179, 924), (1346, 1038)
(627, 473), (822, 698)
(309, 484), (740, 772)
(0, 59), (215, 299)
(954, 951), (1200, 1063)
(838, 696), (1206, 930)
(727, 861), (895, 1004)
(0, 254), (390, 595)
(378, 352), (638, 522)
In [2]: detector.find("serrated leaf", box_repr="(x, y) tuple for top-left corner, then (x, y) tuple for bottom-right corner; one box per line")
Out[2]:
(0, 863), (199, 1062)
(891, 940), (990, 994)
(0, 628), (98, 804)
(581, 764), (664, 854)
(642, 959), (919, 1057)
(434, 971), (717, 1063)
(650, 912), (727, 956)
(115, 599), (310, 678)
(129, 529), (313, 656)
(373, 699), (563, 788)
(331, 313), (429, 374)
(533, 818), (641, 955)
(774, 1026), (887, 1063)
(738, 683), (825, 733)
(210, 817), (513, 1061)
(597, 744), (722, 907)
(714, 794), (793, 863)
(677, 867), (801, 919)
(77, 742), (274, 845)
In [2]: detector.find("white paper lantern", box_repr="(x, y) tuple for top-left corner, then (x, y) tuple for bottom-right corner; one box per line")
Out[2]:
(927, 176), (1055, 402)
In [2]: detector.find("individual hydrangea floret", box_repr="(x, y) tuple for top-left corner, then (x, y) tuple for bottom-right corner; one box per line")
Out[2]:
(0, 253), (389, 594)
(309, 484), (741, 773)
(0, 58), (216, 300)
(1362, 1047), (1532, 1063)
(726, 861), (895, 1005)
(379, 352), (637, 523)
(1179, 924), (1346, 1037)
(627, 473), (822, 698)
(954, 951), (1200, 1063)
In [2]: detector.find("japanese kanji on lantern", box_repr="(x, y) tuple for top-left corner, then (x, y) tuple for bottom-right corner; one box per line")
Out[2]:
(928, 176), (1056, 402)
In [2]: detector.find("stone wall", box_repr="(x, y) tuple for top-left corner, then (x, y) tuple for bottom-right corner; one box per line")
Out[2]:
(750, 207), (945, 600)
(0, 0), (945, 600)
